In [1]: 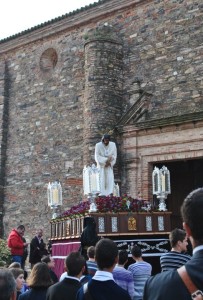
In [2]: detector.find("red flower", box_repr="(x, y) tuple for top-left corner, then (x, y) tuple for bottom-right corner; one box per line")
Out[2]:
(58, 196), (152, 219)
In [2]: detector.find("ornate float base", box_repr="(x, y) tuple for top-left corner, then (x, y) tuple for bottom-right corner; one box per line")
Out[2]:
(50, 212), (172, 240)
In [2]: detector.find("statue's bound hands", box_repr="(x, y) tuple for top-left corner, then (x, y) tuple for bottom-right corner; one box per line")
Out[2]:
(105, 156), (112, 167)
(105, 161), (111, 167)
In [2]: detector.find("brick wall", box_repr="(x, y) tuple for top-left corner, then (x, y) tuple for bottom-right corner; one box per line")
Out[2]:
(123, 121), (203, 199)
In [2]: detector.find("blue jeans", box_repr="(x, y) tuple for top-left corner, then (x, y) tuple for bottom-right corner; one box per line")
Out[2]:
(12, 255), (22, 266)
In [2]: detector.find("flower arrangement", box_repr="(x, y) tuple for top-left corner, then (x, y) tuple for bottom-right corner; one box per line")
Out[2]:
(58, 195), (152, 219)
(60, 200), (90, 219)
(0, 239), (11, 266)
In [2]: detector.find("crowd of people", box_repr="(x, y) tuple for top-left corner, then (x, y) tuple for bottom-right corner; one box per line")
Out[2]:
(1, 187), (203, 299)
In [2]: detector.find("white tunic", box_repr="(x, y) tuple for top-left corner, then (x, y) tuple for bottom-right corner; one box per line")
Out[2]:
(95, 141), (117, 196)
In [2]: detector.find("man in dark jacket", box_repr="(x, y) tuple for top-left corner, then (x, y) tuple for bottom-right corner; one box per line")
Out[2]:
(46, 251), (85, 300)
(29, 229), (47, 268)
(143, 188), (203, 300)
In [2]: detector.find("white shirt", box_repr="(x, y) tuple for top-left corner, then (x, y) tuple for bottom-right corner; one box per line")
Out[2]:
(193, 245), (203, 255)
(59, 272), (80, 282)
(93, 270), (115, 282)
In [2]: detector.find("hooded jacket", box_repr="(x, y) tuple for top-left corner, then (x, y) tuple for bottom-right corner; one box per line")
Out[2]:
(7, 229), (24, 256)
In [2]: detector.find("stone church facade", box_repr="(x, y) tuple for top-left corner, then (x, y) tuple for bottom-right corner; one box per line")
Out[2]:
(0, 0), (202, 241)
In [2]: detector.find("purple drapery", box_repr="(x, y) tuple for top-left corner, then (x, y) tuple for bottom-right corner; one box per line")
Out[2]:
(52, 239), (80, 278)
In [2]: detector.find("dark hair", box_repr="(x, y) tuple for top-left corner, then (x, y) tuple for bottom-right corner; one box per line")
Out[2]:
(169, 228), (186, 248)
(41, 255), (51, 264)
(17, 225), (25, 230)
(95, 238), (118, 270)
(131, 245), (142, 258)
(118, 250), (128, 265)
(0, 269), (16, 300)
(9, 268), (24, 279)
(87, 246), (95, 259)
(181, 188), (203, 243)
(102, 134), (111, 141)
(65, 252), (85, 276)
(27, 262), (53, 288)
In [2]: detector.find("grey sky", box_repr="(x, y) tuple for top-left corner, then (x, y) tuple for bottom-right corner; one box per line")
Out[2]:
(0, 0), (99, 39)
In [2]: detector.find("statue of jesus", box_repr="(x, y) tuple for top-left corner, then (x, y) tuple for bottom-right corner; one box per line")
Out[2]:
(95, 134), (117, 196)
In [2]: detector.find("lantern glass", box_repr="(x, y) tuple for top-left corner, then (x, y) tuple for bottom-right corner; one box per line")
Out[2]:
(47, 181), (62, 207)
(83, 164), (100, 195)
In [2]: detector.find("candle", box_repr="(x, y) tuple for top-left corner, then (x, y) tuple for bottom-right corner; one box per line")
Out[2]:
(161, 174), (165, 192)
(53, 188), (59, 204)
(91, 173), (97, 192)
(116, 183), (120, 197)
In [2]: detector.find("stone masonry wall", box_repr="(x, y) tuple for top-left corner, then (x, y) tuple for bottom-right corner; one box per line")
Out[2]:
(83, 26), (123, 165)
(1, 34), (87, 241)
(120, 0), (203, 119)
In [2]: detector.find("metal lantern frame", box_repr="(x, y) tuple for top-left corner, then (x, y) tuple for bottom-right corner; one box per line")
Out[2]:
(83, 164), (101, 212)
(47, 181), (63, 218)
(152, 166), (171, 211)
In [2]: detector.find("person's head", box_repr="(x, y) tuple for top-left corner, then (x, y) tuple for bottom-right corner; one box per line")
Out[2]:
(8, 262), (21, 269)
(0, 269), (16, 300)
(9, 268), (24, 291)
(169, 228), (188, 252)
(87, 246), (95, 259)
(95, 238), (118, 270)
(84, 217), (96, 229)
(16, 225), (25, 236)
(65, 252), (85, 277)
(36, 229), (43, 238)
(181, 188), (203, 247)
(118, 250), (128, 265)
(27, 262), (53, 288)
(102, 134), (111, 146)
(41, 256), (55, 269)
(131, 245), (142, 258)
